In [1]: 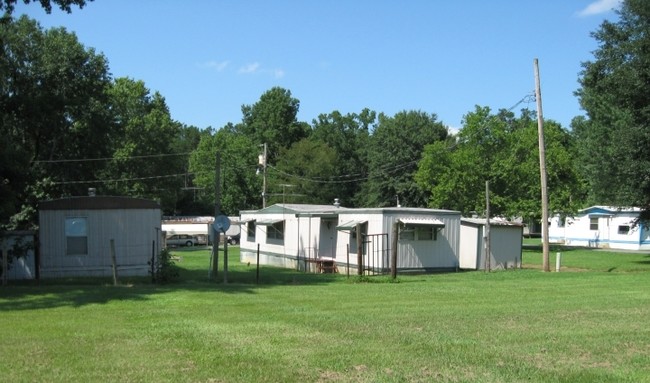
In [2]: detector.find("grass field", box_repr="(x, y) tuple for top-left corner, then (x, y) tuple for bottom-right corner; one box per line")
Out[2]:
(1, 245), (649, 382)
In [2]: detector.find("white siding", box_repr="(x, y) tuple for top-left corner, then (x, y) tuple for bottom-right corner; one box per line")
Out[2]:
(548, 208), (649, 250)
(459, 225), (481, 269)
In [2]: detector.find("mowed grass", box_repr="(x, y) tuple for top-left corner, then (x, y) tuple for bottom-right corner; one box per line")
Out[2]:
(1, 246), (649, 382)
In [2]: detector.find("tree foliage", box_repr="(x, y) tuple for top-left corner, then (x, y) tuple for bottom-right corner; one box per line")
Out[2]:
(575, 0), (650, 219)
(363, 110), (448, 207)
(189, 125), (260, 215)
(0, 16), (111, 228)
(416, 107), (583, 218)
(1, 0), (91, 15)
(239, 87), (309, 165)
(310, 109), (374, 207)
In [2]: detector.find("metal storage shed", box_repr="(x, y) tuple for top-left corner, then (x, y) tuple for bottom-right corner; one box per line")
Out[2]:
(39, 196), (162, 278)
(459, 218), (523, 270)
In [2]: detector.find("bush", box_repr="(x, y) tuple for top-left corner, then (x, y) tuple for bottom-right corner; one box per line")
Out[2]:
(149, 248), (180, 283)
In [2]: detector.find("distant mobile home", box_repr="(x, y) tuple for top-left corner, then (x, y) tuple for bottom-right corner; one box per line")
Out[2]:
(239, 204), (461, 274)
(548, 206), (650, 250)
(162, 216), (241, 245)
(459, 218), (523, 270)
(39, 196), (162, 278)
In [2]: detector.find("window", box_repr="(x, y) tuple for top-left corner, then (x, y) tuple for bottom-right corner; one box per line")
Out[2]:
(267, 221), (284, 241)
(589, 217), (599, 231)
(400, 225), (438, 241)
(349, 223), (368, 254)
(65, 217), (88, 255)
(618, 225), (630, 235)
(557, 217), (565, 228)
(247, 221), (256, 241)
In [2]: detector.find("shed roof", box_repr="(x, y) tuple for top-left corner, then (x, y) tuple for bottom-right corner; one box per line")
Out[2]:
(39, 196), (160, 211)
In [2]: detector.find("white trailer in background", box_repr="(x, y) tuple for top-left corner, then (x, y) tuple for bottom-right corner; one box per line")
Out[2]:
(548, 206), (650, 250)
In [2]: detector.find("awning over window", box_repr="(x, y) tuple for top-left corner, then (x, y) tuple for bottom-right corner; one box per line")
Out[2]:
(399, 218), (445, 228)
(255, 218), (284, 226)
(336, 220), (367, 231)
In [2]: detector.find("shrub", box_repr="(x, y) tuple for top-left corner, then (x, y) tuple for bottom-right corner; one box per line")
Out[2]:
(149, 248), (180, 283)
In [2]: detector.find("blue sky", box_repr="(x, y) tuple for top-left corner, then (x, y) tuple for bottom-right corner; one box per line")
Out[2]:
(16, 0), (622, 132)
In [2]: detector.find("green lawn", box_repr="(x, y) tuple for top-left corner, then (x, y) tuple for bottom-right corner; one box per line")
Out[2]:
(1, 246), (649, 382)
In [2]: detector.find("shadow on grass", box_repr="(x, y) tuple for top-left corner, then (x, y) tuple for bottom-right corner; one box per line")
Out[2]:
(522, 244), (592, 253)
(0, 247), (353, 310)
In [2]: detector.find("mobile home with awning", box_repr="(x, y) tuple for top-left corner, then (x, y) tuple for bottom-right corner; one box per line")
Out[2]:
(548, 206), (650, 250)
(239, 204), (461, 273)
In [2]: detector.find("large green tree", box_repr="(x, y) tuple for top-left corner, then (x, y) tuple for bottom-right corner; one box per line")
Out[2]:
(310, 109), (374, 207)
(0, 16), (111, 228)
(363, 110), (448, 207)
(238, 87), (309, 165)
(416, 107), (584, 218)
(272, 138), (339, 205)
(100, 77), (184, 213)
(575, 0), (650, 220)
(189, 125), (261, 215)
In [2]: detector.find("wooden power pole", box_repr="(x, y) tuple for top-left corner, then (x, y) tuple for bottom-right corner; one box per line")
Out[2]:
(211, 151), (222, 280)
(534, 58), (550, 272)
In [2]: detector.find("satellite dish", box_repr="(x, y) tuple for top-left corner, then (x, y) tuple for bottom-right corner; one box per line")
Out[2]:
(213, 215), (231, 233)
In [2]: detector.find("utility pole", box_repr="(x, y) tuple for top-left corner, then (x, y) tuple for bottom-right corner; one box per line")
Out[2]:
(259, 143), (268, 208)
(211, 151), (221, 280)
(534, 58), (550, 272)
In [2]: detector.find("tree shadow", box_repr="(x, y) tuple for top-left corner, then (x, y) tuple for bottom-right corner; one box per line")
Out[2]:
(0, 248), (348, 311)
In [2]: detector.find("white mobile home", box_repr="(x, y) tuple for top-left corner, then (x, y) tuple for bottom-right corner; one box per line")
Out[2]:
(239, 204), (461, 273)
(548, 206), (650, 250)
(39, 196), (163, 278)
(459, 218), (523, 270)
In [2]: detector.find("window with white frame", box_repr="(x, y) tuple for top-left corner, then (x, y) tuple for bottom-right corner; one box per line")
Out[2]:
(589, 217), (599, 231)
(267, 220), (284, 242)
(65, 217), (88, 255)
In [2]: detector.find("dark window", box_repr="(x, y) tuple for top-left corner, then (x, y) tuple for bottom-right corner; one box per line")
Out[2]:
(247, 221), (256, 241)
(267, 221), (284, 242)
(589, 217), (599, 231)
(618, 225), (630, 235)
(65, 217), (88, 255)
(350, 223), (367, 254)
(400, 225), (437, 241)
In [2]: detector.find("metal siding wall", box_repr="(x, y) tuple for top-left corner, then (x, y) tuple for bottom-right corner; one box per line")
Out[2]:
(489, 226), (522, 269)
(40, 209), (160, 278)
(395, 213), (460, 269)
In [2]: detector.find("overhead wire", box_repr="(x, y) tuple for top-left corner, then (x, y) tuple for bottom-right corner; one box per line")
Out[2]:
(44, 92), (537, 187)
(32, 151), (192, 164)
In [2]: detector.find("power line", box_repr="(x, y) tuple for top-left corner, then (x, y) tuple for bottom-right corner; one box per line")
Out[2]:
(52, 173), (189, 185)
(33, 152), (192, 164)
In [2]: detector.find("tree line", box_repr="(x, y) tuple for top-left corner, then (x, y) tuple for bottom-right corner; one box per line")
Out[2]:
(1, 0), (649, 230)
